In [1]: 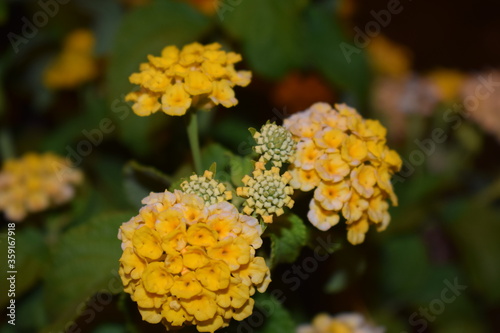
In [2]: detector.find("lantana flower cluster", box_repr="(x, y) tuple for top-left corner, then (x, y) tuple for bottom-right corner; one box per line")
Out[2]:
(44, 29), (98, 89)
(284, 102), (402, 245)
(118, 190), (271, 332)
(0, 152), (83, 221)
(125, 42), (251, 117)
(297, 312), (384, 333)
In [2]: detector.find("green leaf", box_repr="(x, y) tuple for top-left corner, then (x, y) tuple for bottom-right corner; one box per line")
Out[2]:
(43, 211), (134, 332)
(267, 213), (308, 268)
(123, 160), (172, 208)
(303, 4), (371, 105)
(106, 1), (211, 154)
(0, 228), (49, 308)
(16, 288), (49, 331)
(324, 269), (348, 294)
(446, 204), (500, 304)
(220, 0), (307, 78)
(378, 235), (431, 303)
(252, 293), (295, 333)
(200, 143), (234, 183)
(229, 155), (253, 187)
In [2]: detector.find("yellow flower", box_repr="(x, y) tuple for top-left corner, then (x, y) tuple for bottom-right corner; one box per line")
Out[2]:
(127, 42), (251, 117)
(0, 152), (82, 221)
(426, 69), (465, 103)
(367, 34), (412, 78)
(296, 312), (384, 333)
(43, 29), (98, 89)
(284, 102), (402, 245)
(118, 189), (270, 332)
(237, 162), (294, 223)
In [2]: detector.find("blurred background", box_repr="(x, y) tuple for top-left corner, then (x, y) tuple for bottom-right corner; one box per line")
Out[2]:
(1, 0), (500, 332)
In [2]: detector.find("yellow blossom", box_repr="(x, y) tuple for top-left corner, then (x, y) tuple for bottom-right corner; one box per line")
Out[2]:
(296, 312), (384, 333)
(426, 69), (466, 103)
(284, 102), (402, 245)
(43, 29), (98, 89)
(0, 152), (82, 221)
(367, 34), (412, 78)
(127, 42), (251, 117)
(118, 189), (270, 332)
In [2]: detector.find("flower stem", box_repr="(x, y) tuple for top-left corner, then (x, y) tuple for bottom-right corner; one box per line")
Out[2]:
(186, 110), (203, 175)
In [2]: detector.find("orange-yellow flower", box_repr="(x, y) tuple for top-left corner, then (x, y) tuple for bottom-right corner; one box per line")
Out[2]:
(118, 190), (270, 332)
(297, 312), (383, 333)
(126, 42), (251, 117)
(0, 152), (82, 221)
(43, 29), (98, 89)
(284, 102), (401, 245)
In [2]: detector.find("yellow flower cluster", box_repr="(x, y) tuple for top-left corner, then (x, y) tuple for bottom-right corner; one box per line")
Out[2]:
(43, 29), (98, 89)
(284, 103), (402, 245)
(0, 152), (82, 221)
(296, 312), (383, 333)
(237, 162), (294, 223)
(125, 42), (251, 117)
(118, 190), (271, 332)
(181, 170), (232, 206)
(253, 122), (296, 167)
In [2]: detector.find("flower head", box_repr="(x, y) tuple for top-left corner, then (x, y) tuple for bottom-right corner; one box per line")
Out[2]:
(43, 29), (98, 89)
(296, 312), (384, 333)
(236, 162), (294, 223)
(126, 42), (251, 117)
(181, 170), (232, 206)
(253, 122), (296, 167)
(284, 103), (402, 245)
(118, 190), (270, 332)
(0, 152), (83, 221)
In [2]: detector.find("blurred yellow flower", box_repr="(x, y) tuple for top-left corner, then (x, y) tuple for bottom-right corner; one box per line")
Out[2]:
(284, 103), (401, 245)
(296, 312), (383, 333)
(368, 35), (412, 78)
(0, 152), (83, 221)
(126, 42), (251, 117)
(118, 190), (270, 332)
(43, 29), (98, 89)
(237, 162), (294, 223)
(426, 68), (466, 103)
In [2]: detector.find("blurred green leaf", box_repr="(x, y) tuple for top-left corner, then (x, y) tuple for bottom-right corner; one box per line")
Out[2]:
(16, 288), (49, 331)
(92, 323), (127, 333)
(253, 293), (295, 333)
(0, 228), (48, 308)
(200, 143), (234, 184)
(123, 160), (172, 208)
(324, 269), (348, 294)
(229, 154), (253, 187)
(267, 213), (308, 268)
(42, 87), (110, 154)
(107, 0), (211, 154)
(446, 203), (500, 304)
(43, 212), (133, 333)
(303, 4), (371, 105)
(221, 0), (306, 78)
(378, 235), (431, 303)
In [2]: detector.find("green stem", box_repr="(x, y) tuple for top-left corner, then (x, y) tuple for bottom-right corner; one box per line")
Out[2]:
(186, 110), (203, 175)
